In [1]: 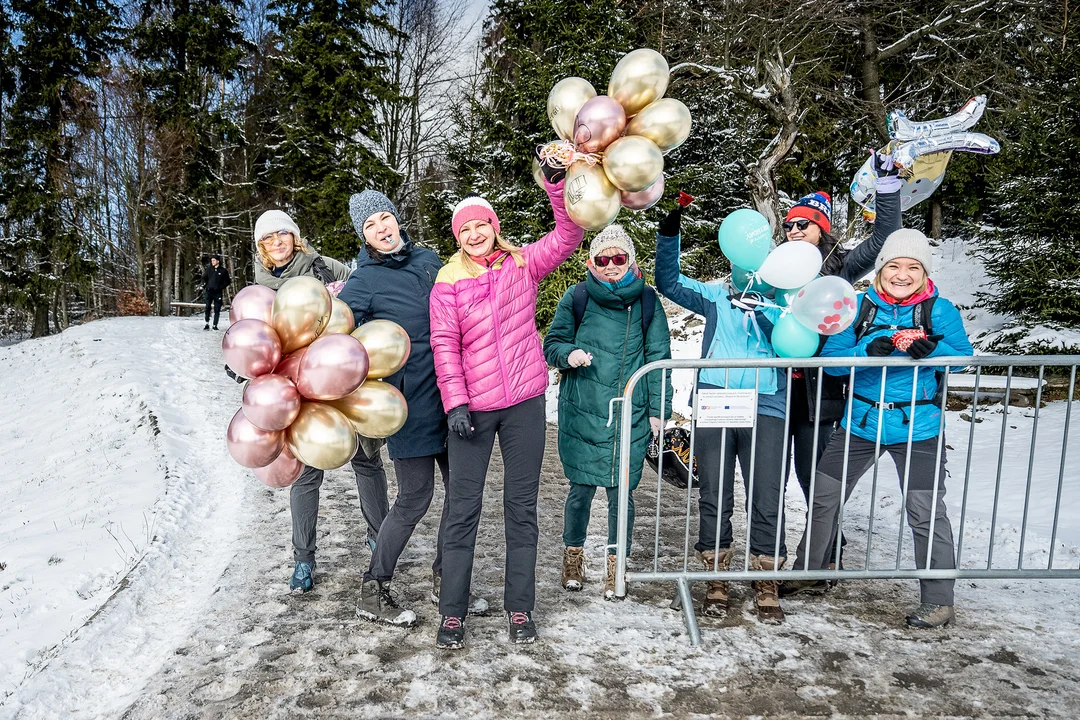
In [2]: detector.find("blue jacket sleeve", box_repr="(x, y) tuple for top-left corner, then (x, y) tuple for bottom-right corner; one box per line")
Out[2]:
(654, 232), (713, 317)
(926, 298), (973, 371)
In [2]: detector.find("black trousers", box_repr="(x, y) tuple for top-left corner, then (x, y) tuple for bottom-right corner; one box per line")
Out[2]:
(787, 376), (844, 556)
(204, 291), (223, 326)
(438, 395), (546, 618)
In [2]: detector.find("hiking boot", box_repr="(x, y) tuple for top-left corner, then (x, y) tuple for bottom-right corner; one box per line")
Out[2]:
(289, 560), (316, 593)
(506, 611), (537, 644)
(428, 570), (490, 615)
(562, 546), (586, 591)
(779, 579), (829, 597)
(356, 579), (418, 628)
(436, 616), (466, 649)
(906, 603), (954, 628)
(750, 554), (786, 625)
(697, 548), (733, 617)
(603, 554), (621, 601)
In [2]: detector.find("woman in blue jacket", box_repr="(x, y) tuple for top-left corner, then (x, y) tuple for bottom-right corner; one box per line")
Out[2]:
(781, 228), (973, 628)
(655, 207), (788, 625)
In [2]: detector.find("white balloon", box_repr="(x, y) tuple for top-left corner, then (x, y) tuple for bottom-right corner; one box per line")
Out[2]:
(756, 242), (823, 290)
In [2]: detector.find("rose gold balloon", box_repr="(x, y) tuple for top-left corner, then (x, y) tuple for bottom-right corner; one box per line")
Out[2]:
(621, 173), (665, 211)
(253, 445), (304, 488)
(222, 318), (283, 379)
(602, 135), (664, 192)
(287, 402), (358, 470)
(573, 96), (627, 154)
(274, 347), (307, 385)
(272, 276), (333, 353)
(296, 334), (370, 401)
(319, 298), (356, 336)
(242, 373), (301, 431)
(228, 285), (276, 325)
(351, 320), (411, 379)
(328, 380), (409, 438)
(226, 407), (285, 468)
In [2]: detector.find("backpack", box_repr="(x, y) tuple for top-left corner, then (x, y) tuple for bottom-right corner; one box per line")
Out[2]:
(571, 281), (656, 338)
(311, 256), (336, 284)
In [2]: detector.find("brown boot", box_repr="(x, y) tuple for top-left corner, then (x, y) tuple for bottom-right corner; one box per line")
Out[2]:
(603, 554), (621, 601)
(562, 546), (586, 591)
(750, 554), (786, 625)
(697, 548), (733, 617)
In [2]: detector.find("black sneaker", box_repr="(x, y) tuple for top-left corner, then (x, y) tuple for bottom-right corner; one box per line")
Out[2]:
(436, 615), (465, 649)
(506, 611), (536, 644)
(203, 323), (210, 331)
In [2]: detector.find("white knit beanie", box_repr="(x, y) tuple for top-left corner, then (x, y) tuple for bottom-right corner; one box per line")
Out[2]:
(254, 209), (301, 246)
(875, 228), (933, 275)
(589, 224), (636, 266)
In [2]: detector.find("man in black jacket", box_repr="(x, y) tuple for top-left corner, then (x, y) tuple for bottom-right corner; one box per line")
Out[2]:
(203, 254), (231, 330)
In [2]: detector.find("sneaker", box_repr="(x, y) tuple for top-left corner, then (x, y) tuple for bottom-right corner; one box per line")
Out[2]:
(562, 546), (586, 591)
(506, 611), (536, 644)
(356, 579), (418, 628)
(778, 579), (829, 597)
(436, 615), (465, 649)
(906, 603), (954, 628)
(212, 325), (218, 330)
(750, 554), (785, 625)
(603, 554), (620, 601)
(428, 571), (490, 615)
(203, 323), (210, 331)
(289, 560), (316, 593)
(697, 548), (732, 617)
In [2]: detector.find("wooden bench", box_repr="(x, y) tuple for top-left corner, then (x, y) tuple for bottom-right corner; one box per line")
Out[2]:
(171, 301), (230, 317)
(947, 374), (1045, 407)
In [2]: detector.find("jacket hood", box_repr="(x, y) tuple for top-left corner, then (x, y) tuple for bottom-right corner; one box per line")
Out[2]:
(356, 228), (415, 270)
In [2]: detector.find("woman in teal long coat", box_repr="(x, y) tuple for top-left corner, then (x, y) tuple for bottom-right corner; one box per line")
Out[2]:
(543, 224), (671, 600)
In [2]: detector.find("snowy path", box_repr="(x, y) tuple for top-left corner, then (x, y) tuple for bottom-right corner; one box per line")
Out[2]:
(2, 317), (1079, 718)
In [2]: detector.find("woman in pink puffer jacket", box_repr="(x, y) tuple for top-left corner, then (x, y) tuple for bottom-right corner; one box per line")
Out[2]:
(429, 169), (584, 649)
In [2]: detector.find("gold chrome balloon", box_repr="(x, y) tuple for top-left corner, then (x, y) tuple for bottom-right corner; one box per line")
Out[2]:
(286, 402), (358, 470)
(531, 156), (546, 190)
(329, 380), (409, 439)
(351, 320), (411, 379)
(272, 276), (333, 353)
(608, 49), (670, 117)
(563, 161), (621, 231)
(547, 77), (596, 142)
(320, 298), (356, 336)
(626, 98), (692, 152)
(601, 136), (664, 192)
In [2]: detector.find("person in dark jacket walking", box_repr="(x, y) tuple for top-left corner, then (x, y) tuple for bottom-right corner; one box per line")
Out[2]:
(251, 209), (389, 594)
(544, 225), (671, 600)
(338, 191), (488, 627)
(203, 255), (231, 330)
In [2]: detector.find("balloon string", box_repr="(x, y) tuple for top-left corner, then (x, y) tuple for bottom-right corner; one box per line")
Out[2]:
(538, 140), (602, 169)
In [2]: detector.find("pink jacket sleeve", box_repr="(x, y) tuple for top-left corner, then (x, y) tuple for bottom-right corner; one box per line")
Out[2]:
(524, 178), (586, 282)
(429, 281), (471, 412)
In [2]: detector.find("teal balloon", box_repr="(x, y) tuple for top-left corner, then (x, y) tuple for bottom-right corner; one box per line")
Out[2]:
(718, 209), (772, 272)
(730, 265), (774, 295)
(772, 313), (820, 358)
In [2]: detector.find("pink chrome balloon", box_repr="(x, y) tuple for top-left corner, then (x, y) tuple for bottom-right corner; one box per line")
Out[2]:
(242, 373), (302, 431)
(274, 347), (307, 385)
(621, 173), (665, 210)
(226, 407), (285, 468)
(253, 444), (304, 488)
(573, 96), (627, 154)
(228, 285), (276, 325)
(222, 318), (283, 379)
(296, 334), (370, 401)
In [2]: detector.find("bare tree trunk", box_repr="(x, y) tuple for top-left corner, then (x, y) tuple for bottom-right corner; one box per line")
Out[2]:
(930, 199), (943, 241)
(860, 20), (888, 140)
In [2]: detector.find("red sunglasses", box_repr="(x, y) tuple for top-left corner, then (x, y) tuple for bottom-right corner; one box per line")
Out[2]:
(594, 253), (628, 267)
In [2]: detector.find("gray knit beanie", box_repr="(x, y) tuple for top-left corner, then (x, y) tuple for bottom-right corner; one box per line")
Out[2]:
(589, 224), (636, 266)
(349, 190), (400, 237)
(875, 228), (933, 275)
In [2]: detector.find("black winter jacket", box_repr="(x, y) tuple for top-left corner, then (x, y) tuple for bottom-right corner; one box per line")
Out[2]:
(204, 264), (231, 294)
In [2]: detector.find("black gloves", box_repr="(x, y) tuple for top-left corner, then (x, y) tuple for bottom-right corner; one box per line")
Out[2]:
(907, 335), (944, 360)
(224, 364), (247, 384)
(448, 404), (474, 440)
(659, 205), (682, 237)
(865, 336), (895, 357)
(534, 146), (566, 184)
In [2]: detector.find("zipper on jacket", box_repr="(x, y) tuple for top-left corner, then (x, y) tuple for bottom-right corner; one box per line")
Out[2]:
(488, 274), (513, 400)
(609, 305), (633, 487)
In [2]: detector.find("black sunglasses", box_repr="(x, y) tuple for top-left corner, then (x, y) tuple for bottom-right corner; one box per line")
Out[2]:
(782, 219), (812, 232)
(594, 253), (628, 267)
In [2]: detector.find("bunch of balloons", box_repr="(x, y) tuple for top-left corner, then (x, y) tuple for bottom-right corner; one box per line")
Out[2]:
(717, 210), (859, 358)
(538, 48), (693, 230)
(850, 96), (1000, 220)
(222, 278), (411, 488)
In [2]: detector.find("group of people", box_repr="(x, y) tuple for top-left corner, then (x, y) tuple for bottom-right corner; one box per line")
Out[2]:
(228, 146), (971, 649)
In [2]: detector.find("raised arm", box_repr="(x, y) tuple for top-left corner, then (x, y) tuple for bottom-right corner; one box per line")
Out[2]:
(840, 152), (903, 283)
(654, 230), (716, 317)
(524, 178), (586, 281)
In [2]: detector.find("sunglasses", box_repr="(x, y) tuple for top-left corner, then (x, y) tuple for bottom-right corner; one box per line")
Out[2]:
(259, 229), (293, 245)
(782, 219), (812, 232)
(594, 253), (628, 267)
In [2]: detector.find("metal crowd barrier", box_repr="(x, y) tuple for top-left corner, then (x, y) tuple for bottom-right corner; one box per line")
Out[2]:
(611, 355), (1079, 646)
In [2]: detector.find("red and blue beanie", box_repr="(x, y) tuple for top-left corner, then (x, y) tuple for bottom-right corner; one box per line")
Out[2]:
(785, 191), (832, 234)
(451, 194), (501, 240)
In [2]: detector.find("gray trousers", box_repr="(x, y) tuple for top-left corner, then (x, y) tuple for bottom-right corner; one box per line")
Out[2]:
(365, 451), (449, 582)
(290, 440), (389, 563)
(439, 395), (546, 618)
(801, 434), (956, 605)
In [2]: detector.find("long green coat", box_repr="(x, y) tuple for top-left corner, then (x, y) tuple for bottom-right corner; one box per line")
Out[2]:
(544, 273), (672, 489)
